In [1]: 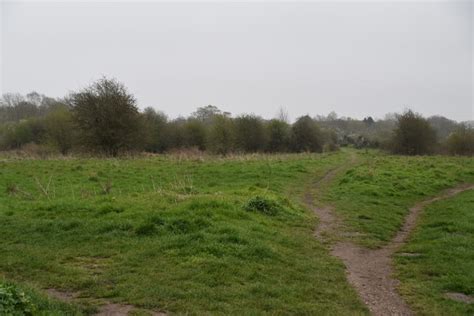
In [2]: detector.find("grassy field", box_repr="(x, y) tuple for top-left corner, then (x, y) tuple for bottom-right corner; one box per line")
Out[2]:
(0, 151), (367, 315)
(324, 151), (474, 247)
(2, 150), (473, 315)
(395, 190), (474, 315)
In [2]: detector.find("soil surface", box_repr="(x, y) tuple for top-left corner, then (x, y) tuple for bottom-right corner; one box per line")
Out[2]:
(96, 304), (134, 316)
(444, 292), (474, 304)
(307, 165), (474, 316)
(45, 288), (166, 315)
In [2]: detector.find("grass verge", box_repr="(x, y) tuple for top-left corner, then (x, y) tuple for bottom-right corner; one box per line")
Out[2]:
(395, 189), (474, 315)
(324, 151), (474, 247)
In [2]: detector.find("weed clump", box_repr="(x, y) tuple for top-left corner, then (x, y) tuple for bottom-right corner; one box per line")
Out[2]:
(244, 196), (281, 216)
(99, 222), (133, 234)
(135, 223), (157, 236)
(0, 282), (35, 315)
(5, 183), (32, 199)
(99, 179), (113, 194)
(167, 219), (192, 234)
(98, 205), (124, 215)
(5, 183), (18, 195)
(88, 173), (99, 182)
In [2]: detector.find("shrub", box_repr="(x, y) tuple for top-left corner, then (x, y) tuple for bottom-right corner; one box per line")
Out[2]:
(0, 118), (46, 150)
(70, 77), (142, 156)
(0, 282), (35, 315)
(141, 107), (169, 153)
(290, 116), (323, 152)
(183, 119), (207, 150)
(266, 119), (290, 152)
(44, 107), (76, 155)
(234, 114), (267, 152)
(445, 125), (474, 156)
(390, 110), (437, 155)
(207, 114), (234, 155)
(244, 196), (281, 216)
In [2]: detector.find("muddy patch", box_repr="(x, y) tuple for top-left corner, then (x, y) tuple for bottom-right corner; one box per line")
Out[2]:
(96, 303), (134, 315)
(64, 256), (111, 276)
(46, 288), (78, 302)
(45, 287), (167, 315)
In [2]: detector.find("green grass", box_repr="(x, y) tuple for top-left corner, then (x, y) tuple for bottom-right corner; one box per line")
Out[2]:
(395, 190), (474, 315)
(4, 150), (472, 314)
(0, 151), (367, 315)
(0, 280), (88, 315)
(324, 151), (474, 247)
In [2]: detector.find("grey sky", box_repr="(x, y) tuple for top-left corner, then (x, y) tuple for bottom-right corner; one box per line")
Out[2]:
(1, 1), (472, 121)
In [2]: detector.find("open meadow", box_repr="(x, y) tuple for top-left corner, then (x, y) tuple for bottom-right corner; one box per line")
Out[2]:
(0, 151), (364, 315)
(1, 149), (473, 315)
(2, 2), (473, 315)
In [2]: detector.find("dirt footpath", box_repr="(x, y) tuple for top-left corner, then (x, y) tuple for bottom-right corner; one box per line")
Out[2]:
(307, 163), (474, 315)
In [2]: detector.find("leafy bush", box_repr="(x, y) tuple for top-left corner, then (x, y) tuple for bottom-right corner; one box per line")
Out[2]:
(390, 110), (437, 155)
(290, 115), (323, 153)
(244, 196), (282, 216)
(445, 125), (474, 156)
(0, 282), (35, 315)
(71, 77), (143, 156)
(266, 119), (290, 152)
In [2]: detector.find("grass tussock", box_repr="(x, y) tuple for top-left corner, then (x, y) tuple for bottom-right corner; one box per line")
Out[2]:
(244, 196), (283, 216)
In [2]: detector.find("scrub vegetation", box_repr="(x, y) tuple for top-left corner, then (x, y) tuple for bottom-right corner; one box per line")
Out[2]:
(1, 78), (473, 157)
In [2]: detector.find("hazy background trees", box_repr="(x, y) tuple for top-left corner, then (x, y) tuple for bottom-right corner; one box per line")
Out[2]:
(44, 106), (75, 155)
(1, 78), (472, 156)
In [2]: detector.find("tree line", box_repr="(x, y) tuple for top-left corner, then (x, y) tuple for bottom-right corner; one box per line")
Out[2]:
(0, 78), (473, 156)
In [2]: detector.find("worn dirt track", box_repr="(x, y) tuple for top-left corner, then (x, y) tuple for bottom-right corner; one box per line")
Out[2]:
(46, 288), (166, 316)
(306, 161), (474, 316)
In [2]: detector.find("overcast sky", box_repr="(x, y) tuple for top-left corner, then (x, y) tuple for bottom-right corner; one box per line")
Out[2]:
(1, 1), (472, 121)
